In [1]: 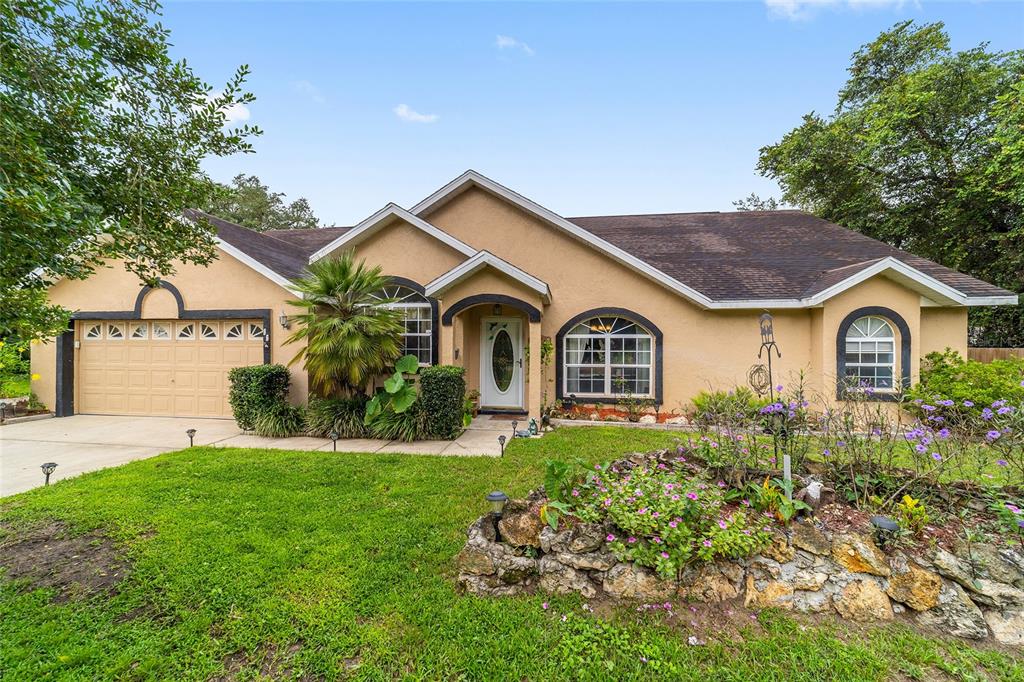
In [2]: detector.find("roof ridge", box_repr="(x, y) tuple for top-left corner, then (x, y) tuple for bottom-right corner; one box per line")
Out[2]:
(569, 209), (808, 220)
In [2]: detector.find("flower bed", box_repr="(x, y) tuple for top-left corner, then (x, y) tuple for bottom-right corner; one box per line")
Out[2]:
(456, 449), (1024, 647)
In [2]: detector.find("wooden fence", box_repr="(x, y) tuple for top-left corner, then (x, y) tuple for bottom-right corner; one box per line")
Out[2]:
(968, 347), (1024, 363)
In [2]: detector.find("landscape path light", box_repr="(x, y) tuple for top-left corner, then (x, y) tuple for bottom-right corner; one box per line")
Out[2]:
(329, 430), (339, 452)
(870, 515), (900, 548)
(41, 462), (57, 485)
(486, 491), (509, 542)
(186, 428), (197, 447)
(498, 434), (506, 456)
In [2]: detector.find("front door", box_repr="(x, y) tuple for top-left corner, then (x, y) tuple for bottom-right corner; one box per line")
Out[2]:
(480, 317), (523, 410)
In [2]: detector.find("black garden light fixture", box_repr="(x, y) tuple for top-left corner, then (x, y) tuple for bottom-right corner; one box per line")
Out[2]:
(186, 428), (197, 447)
(498, 434), (506, 456)
(41, 462), (57, 485)
(329, 430), (340, 452)
(870, 515), (900, 548)
(510, 420), (518, 439)
(487, 490), (509, 541)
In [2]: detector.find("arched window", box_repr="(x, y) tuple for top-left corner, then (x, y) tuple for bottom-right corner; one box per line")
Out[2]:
(843, 316), (896, 390)
(371, 284), (433, 366)
(563, 316), (654, 398)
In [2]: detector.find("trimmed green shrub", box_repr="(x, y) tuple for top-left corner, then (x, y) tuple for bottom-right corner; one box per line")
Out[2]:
(228, 364), (292, 431)
(420, 365), (466, 439)
(909, 349), (1024, 411)
(305, 396), (369, 438)
(253, 404), (307, 438)
(367, 402), (428, 442)
(690, 387), (769, 425)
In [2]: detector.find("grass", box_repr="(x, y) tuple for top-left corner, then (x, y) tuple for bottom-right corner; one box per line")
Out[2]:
(0, 373), (30, 399)
(1, 427), (1022, 680)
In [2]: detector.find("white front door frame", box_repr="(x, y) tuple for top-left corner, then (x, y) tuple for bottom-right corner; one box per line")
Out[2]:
(479, 317), (524, 410)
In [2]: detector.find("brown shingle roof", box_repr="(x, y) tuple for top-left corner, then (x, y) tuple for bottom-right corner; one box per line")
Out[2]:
(190, 207), (1014, 303)
(567, 210), (1014, 301)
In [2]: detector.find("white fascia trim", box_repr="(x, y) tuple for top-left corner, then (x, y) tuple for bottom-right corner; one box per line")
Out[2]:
(424, 250), (551, 302)
(308, 203), (477, 263)
(710, 258), (1018, 309)
(216, 237), (297, 293)
(410, 170), (716, 308)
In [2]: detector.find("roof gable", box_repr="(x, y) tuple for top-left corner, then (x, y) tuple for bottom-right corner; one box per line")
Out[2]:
(424, 250), (550, 302)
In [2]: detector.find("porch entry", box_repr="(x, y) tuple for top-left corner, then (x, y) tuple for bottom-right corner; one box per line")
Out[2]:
(480, 317), (523, 410)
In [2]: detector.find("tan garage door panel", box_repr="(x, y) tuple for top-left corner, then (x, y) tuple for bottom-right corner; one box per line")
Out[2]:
(77, 320), (265, 418)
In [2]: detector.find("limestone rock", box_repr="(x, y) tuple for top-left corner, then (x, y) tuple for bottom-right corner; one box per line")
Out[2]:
(886, 555), (942, 611)
(638, 415), (657, 424)
(744, 575), (794, 610)
(930, 547), (1024, 607)
(791, 522), (831, 556)
(539, 526), (570, 554)
(916, 581), (989, 640)
(456, 544), (496, 576)
(497, 501), (544, 548)
(792, 570), (829, 592)
(792, 589), (834, 613)
(460, 573), (532, 596)
(497, 555), (538, 584)
(832, 533), (890, 577)
(556, 551), (617, 572)
(665, 416), (688, 425)
(984, 608), (1024, 647)
(538, 555), (597, 598)
(680, 562), (742, 602)
(567, 523), (607, 553)
(967, 578), (1024, 609)
(973, 544), (1024, 589)
(762, 530), (795, 563)
(832, 580), (893, 623)
(603, 563), (674, 601)
(930, 546), (976, 587)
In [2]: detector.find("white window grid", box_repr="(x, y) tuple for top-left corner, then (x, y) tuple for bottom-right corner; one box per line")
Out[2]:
(106, 323), (125, 340)
(130, 323), (148, 340)
(225, 323), (244, 340)
(563, 317), (654, 398)
(84, 324), (103, 340)
(371, 285), (432, 366)
(200, 323), (218, 340)
(843, 316), (896, 391)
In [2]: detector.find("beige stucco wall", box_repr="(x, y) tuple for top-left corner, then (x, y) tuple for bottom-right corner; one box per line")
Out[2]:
(920, 307), (968, 358)
(348, 216), (466, 284)
(30, 248), (303, 411)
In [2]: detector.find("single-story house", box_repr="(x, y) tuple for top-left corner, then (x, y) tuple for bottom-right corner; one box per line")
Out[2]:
(31, 170), (1017, 421)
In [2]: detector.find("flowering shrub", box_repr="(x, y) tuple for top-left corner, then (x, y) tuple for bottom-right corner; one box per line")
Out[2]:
(908, 350), (1024, 412)
(574, 462), (771, 579)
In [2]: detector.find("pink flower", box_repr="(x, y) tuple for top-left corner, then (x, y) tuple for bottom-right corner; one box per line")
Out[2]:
(686, 492), (698, 501)
(741, 499), (751, 507)
(628, 536), (637, 544)
(669, 520), (678, 528)
(653, 536), (662, 544)
(571, 489), (580, 497)
(651, 511), (660, 518)
(702, 539), (712, 548)
(603, 498), (612, 507)
(606, 533), (616, 542)
(542, 602), (549, 610)
(718, 520), (728, 530)
(717, 481), (726, 488)
(661, 552), (670, 559)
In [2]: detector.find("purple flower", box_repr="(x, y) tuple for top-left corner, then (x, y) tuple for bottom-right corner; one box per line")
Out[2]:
(939, 399), (954, 407)
(1018, 519), (1024, 529)
(963, 400), (974, 407)
(931, 452), (942, 461)
(702, 539), (713, 548)
(982, 408), (994, 420)
(686, 492), (698, 501)
(987, 430), (1001, 441)
(997, 459), (1008, 467)
(998, 406), (1014, 415)
(922, 404), (936, 412)
(775, 384), (783, 392)
(822, 448), (831, 457)
(937, 428), (950, 439)
(915, 444), (927, 454)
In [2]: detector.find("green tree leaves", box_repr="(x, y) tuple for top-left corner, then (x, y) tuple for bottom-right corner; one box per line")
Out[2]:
(755, 21), (1024, 344)
(204, 174), (321, 232)
(1, 0), (260, 342)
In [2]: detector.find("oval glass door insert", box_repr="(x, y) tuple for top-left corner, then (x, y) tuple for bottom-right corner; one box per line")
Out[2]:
(491, 329), (514, 392)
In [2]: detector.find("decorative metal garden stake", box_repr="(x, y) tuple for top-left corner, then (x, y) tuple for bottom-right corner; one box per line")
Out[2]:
(757, 312), (782, 402)
(487, 491), (509, 541)
(783, 455), (792, 500)
(498, 434), (507, 456)
(186, 428), (197, 447)
(41, 462), (57, 485)
(329, 430), (339, 452)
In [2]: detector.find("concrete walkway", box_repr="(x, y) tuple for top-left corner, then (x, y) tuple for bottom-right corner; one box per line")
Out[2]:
(1, 414), (518, 496)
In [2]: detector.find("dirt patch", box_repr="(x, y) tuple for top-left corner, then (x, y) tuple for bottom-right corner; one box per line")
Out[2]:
(0, 520), (128, 602)
(211, 642), (314, 682)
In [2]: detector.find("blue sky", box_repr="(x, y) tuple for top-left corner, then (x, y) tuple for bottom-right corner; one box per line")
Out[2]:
(163, 1), (1023, 226)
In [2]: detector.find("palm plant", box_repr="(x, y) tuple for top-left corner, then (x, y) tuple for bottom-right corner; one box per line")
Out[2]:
(285, 251), (404, 396)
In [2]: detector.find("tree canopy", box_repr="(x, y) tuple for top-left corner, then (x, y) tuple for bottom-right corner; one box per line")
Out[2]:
(205, 174), (321, 232)
(754, 22), (1023, 345)
(1, 0), (260, 343)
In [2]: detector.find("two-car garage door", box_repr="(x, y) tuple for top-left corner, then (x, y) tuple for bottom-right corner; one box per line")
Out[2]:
(77, 319), (266, 418)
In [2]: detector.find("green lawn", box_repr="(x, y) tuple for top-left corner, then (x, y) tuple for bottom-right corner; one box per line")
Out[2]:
(0, 373), (30, 399)
(1, 427), (1021, 680)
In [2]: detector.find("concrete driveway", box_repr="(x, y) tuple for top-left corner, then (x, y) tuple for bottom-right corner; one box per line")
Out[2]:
(1, 414), (510, 496)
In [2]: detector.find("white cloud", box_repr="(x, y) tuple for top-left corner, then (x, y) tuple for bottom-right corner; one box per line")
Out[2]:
(495, 34), (535, 57)
(293, 80), (325, 104)
(765, 0), (909, 20)
(203, 90), (250, 126)
(393, 103), (439, 124)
